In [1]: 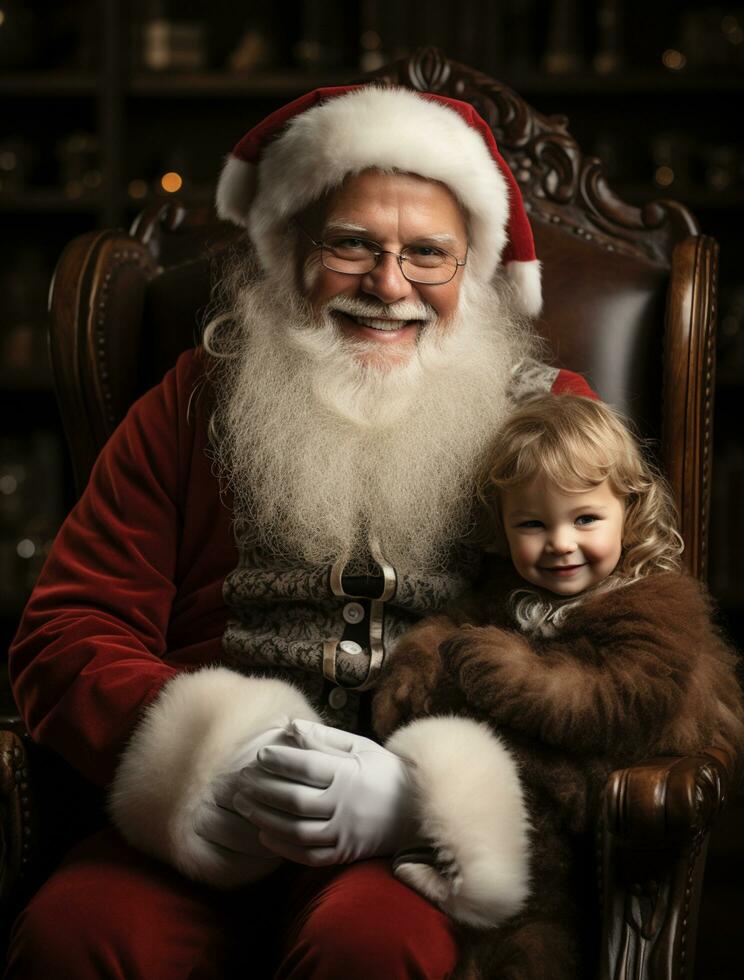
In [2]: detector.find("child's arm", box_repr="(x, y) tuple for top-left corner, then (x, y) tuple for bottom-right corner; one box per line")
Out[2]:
(443, 574), (705, 755)
(372, 614), (462, 739)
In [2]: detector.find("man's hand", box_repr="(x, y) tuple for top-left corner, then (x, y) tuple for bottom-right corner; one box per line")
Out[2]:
(232, 720), (416, 866)
(193, 726), (295, 878)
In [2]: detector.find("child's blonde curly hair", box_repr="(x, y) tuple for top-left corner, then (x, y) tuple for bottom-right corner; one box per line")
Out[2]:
(479, 394), (684, 583)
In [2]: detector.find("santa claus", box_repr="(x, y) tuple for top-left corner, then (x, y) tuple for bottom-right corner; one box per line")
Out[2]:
(7, 85), (594, 978)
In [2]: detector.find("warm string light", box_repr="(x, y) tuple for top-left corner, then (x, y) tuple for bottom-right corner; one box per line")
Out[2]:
(160, 171), (183, 193)
(662, 49), (687, 70)
(654, 166), (675, 187)
(127, 173), (184, 200)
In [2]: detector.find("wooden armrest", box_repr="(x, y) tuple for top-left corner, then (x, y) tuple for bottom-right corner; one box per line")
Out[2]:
(604, 748), (731, 845)
(598, 749), (732, 980)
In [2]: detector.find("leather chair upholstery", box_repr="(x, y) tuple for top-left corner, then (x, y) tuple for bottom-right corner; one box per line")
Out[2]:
(0, 50), (732, 978)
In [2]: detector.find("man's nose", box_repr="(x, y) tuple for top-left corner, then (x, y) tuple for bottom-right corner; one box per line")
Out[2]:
(360, 252), (414, 304)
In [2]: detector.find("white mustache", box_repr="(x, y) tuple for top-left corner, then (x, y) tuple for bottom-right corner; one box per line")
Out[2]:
(326, 295), (436, 322)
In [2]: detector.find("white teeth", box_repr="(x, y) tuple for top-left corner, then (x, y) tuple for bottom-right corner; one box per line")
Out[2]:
(353, 317), (407, 331)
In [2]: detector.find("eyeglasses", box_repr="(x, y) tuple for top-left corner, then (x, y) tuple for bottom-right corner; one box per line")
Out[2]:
(301, 229), (467, 285)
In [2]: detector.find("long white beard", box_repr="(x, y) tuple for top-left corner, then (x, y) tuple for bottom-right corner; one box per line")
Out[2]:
(205, 252), (537, 575)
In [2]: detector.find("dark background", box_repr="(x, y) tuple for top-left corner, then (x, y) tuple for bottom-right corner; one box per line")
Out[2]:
(1, 1), (743, 973)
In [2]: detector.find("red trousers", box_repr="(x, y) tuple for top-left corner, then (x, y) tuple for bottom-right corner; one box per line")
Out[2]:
(5, 829), (458, 979)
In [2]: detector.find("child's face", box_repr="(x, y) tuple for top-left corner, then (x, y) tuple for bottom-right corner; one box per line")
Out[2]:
(501, 477), (624, 596)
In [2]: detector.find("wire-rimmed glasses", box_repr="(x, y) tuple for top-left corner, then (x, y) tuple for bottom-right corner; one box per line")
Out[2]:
(302, 230), (467, 285)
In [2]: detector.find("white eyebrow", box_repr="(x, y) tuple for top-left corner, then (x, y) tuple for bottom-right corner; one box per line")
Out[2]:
(323, 223), (459, 249)
(323, 221), (370, 235)
(419, 232), (459, 247)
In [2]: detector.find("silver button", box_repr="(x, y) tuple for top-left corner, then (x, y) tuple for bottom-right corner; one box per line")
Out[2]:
(339, 639), (363, 656)
(328, 687), (348, 710)
(342, 602), (365, 625)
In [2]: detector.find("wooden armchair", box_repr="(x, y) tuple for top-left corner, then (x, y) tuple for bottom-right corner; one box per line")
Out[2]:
(0, 50), (733, 978)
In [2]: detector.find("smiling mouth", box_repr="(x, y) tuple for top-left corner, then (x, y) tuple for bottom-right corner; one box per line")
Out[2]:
(335, 312), (422, 332)
(540, 564), (586, 574)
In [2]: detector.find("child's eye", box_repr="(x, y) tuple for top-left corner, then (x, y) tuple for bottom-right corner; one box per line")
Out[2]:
(575, 514), (599, 526)
(517, 520), (544, 529)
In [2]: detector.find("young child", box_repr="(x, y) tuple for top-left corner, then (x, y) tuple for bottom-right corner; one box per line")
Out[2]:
(372, 394), (744, 980)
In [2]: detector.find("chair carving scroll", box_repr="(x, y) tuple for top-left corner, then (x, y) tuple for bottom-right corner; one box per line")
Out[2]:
(368, 48), (699, 264)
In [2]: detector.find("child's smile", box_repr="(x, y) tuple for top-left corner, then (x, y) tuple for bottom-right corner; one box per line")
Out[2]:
(501, 477), (625, 596)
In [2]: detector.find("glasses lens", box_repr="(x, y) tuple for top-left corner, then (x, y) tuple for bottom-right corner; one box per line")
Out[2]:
(320, 239), (459, 284)
(322, 239), (376, 275)
(402, 248), (456, 284)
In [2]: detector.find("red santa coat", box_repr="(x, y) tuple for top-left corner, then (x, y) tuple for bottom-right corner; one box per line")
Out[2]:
(11, 348), (236, 786)
(10, 346), (596, 920)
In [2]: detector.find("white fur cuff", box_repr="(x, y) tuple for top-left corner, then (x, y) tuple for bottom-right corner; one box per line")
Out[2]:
(387, 716), (530, 928)
(109, 667), (321, 888)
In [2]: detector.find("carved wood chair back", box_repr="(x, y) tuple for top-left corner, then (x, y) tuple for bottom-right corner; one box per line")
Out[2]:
(49, 50), (718, 582)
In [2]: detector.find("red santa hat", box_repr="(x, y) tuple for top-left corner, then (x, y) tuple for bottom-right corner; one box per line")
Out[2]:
(216, 85), (542, 317)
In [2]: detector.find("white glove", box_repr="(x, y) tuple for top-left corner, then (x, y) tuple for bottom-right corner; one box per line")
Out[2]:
(232, 719), (416, 866)
(193, 725), (295, 879)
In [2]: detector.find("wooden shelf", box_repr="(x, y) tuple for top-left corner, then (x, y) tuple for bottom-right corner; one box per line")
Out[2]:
(0, 71), (98, 96)
(128, 69), (358, 98)
(0, 189), (103, 214)
(681, 191), (744, 211)
(131, 180), (744, 218)
(126, 68), (744, 99)
(5, 67), (740, 102)
(5, 181), (739, 221)
(505, 70), (744, 96)
(615, 183), (744, 212)
(512, 177), (744, 214)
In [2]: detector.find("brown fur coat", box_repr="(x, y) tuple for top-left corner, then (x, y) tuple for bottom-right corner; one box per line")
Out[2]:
(372, 566), (744, 979)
